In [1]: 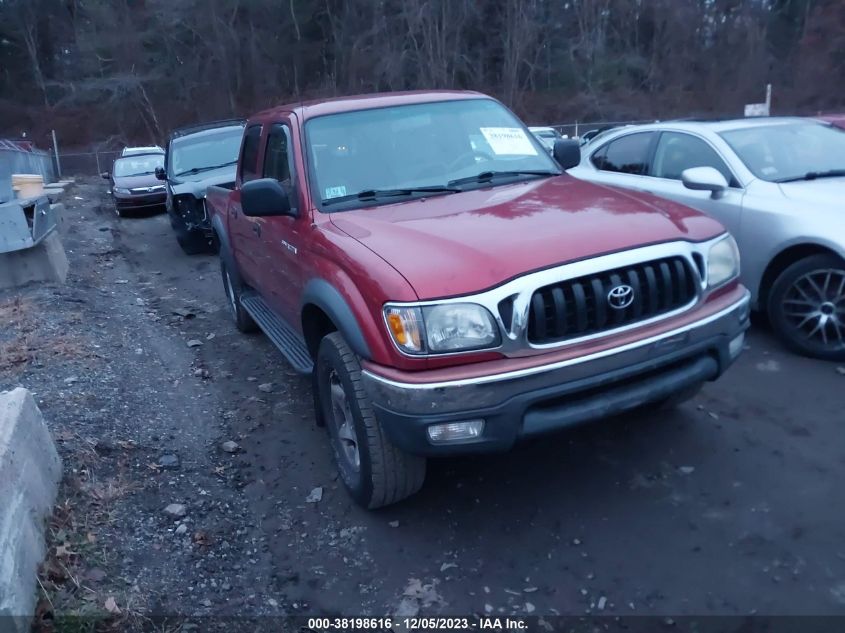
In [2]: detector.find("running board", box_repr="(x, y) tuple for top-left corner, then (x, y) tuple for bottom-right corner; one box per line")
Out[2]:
(240, 293), (314, 374)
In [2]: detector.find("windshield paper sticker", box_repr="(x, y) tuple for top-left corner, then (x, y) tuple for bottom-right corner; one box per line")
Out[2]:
(325, 185), (347, 199)
(479, 127), (538, 156)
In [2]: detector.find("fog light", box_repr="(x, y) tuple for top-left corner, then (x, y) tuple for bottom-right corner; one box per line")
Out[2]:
(729, 333), (745, 359)
(427, 420), (485, 444)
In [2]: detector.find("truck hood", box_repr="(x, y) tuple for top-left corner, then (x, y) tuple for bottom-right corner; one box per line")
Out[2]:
(330, 175), (724, 299)
(170, 165), (236, 198)
(778, 177), (845, 206)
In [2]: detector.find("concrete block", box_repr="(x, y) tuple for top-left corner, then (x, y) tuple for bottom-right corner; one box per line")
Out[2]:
(0, 388), (62, 628)
(43, 187), (64, 203)
(0, 232), (69, 290)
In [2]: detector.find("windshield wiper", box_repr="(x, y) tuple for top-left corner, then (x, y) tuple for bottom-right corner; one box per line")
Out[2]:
(775, 169), (845, 183)
(447, 170), (559, 187)
(173, 160), (237, 178)
(322, 186), (461, 206)
(122, 172), (156, 177)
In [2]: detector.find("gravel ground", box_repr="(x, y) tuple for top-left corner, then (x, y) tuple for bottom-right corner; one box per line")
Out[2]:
(2, 177), (845, 630)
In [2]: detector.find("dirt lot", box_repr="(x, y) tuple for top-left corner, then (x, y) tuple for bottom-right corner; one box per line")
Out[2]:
(2, 178), (845, 628)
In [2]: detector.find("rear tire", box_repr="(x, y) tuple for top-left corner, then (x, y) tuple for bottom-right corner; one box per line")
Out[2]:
(220, 259), (257, 333)
(767, 254), (845, 361)
(316, 332), (426, 508)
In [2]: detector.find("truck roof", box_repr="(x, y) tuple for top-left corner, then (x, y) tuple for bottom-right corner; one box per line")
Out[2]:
(253, 90), (489, 122)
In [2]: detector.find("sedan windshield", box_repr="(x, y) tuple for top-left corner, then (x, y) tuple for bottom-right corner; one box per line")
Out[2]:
(720, 122), (845, 183)
(113, 155), (163, 178)
(170, 128), (244, 178)
(305, 98), (559, 211)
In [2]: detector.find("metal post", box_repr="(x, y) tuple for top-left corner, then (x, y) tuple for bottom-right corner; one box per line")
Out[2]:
(575, 121), (579, 138)
(51, 129), (62, 178)
(95, 152), (101, 175)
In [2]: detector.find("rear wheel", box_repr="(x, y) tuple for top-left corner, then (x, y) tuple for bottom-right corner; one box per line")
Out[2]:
(220, 259), (257, 333)
(767, 254), (845, 361)
(316, 332), (426, 508)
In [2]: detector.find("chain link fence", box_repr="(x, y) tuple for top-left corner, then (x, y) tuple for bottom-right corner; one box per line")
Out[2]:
(0, 146), (57, 204)
(57, 150), (121, 177)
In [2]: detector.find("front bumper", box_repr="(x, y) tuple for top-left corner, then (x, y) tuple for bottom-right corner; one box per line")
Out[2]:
(362, 290), (750, 456)
(114, 192), (166, 210)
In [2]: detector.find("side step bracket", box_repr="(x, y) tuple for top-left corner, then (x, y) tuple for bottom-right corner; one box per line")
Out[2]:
(240, 293), (314, 374)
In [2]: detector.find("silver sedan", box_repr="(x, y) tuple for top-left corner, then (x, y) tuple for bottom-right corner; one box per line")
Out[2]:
(569, 117), (845, 360)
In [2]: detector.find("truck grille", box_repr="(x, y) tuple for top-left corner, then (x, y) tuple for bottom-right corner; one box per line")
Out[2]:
(526, 256), (698, 345)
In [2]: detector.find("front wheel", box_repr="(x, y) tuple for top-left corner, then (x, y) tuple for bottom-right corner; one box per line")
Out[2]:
(171, 211), (211, 255)
(316, 332), (426, 508)
(767, 254), (845, 361)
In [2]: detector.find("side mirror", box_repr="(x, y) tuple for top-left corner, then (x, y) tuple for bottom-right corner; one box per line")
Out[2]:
(682, 167), (728, 199)
(155, 166), (166, 181)
(552, 139), (581, 170)
(100, 172), (110, 179)
(242, 178), (295, 217)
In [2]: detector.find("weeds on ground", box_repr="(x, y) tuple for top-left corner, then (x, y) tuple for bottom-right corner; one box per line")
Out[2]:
(33, 437), (145, 633)
(0, 295), (90, 373)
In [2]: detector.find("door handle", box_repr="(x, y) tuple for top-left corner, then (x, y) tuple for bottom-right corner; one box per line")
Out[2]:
(252, 223), (261, 237)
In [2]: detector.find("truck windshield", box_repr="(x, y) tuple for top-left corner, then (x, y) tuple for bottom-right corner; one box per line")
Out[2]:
(305, 98), (559, 211)
(170, 127), (244, 179)
(720, 122), (845, 183)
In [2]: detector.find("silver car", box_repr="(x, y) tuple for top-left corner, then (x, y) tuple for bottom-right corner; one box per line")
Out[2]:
(569, 117), (845, 360)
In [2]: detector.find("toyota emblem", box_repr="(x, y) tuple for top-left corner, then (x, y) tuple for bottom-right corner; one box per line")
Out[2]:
(607, 284), (635, 310)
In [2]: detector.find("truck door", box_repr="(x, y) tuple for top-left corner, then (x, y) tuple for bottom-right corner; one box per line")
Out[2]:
(259, 120), (308, 328)
(229, 124), (265, 288)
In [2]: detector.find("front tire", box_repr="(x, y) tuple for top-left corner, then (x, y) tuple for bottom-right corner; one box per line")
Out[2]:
(316, 332), (426, 508)
(767, 254), (845, 361)
(171, 210), (211, 255)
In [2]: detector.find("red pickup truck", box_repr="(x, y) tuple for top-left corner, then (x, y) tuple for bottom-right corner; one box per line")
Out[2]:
(206, 91), (750, 508)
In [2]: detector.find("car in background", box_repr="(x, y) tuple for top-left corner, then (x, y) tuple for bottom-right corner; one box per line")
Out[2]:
(528, 126), (564, 153)
(156, 119), (245, 254)
(569, 117), (845, 360)
(121, 145), (164, 157)
(101, 152), (166, 216)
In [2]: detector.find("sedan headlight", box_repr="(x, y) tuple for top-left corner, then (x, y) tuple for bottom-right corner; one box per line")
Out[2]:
(384, 303), (501, 355)
(113, 187), (131, 195)
(707, 235), (740, 288)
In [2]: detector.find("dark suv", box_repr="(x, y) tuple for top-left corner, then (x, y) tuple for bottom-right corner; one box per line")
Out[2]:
(156, 119), (245, 254)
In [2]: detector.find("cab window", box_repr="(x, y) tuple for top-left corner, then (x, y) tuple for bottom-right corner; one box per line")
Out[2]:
(653, 132), (737, 185)
(263, 123), (296, 209)
(591, 132), (654, 175)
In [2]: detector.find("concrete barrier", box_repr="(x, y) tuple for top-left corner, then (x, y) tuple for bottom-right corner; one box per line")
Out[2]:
(0, 231), (69, 290)
(0, 388), (62, 631)
(0, 201), (68, 290)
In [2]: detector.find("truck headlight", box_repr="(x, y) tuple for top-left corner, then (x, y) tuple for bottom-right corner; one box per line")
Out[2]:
(384, 303), (501, 355)
(707, 235), (740, 288)
(113, 187), (131, 195)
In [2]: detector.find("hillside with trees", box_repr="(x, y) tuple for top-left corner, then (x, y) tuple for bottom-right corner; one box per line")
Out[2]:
(1, 0), (843, 147)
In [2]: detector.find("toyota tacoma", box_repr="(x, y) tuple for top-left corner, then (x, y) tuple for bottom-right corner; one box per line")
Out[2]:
(206, 91), (750, 508)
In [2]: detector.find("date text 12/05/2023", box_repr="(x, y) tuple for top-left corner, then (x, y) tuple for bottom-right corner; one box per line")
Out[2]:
(306, 617), (529, 630)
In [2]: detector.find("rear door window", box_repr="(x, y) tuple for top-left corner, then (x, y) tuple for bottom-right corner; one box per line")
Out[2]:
(240, 125), (262, 183)
(591, 132), (654, 175)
